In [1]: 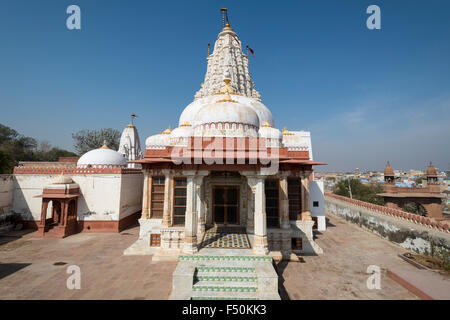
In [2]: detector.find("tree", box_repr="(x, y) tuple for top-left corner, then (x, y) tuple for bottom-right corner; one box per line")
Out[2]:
(0, 123), (77, 174)
(333, 179), (384, 205)
(414, 176), (424, 186)
(403, 202), (427, 216)
(72, 128), (120, 155)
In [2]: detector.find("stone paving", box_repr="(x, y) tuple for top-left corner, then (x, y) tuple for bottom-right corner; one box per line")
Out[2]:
(0, 213), (420, 300)
(0, 224), (176, 300)
(277, 212), (419, 300)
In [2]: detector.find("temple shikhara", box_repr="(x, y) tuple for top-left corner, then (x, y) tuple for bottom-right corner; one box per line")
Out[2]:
(9, 9), (327, 299)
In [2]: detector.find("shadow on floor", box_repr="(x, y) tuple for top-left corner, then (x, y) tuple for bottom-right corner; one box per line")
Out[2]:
(325, 217), (336, 228)
(0, 263), (31, 280)
(275, 260), (291, 300)
(0, 229), (34, 246)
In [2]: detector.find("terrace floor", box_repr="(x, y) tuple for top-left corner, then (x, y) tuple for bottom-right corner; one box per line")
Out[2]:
(0, 213), (420, 300)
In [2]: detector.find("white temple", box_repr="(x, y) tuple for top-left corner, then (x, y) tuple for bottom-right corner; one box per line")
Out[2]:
(118, 115), (143, 168)
(128, 9), (327, 260)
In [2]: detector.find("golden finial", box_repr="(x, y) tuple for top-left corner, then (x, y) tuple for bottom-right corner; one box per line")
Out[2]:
(217, 79), (237, 103)
(220, 8), (227, 29)
(282, 127), (293, 135)
(161, 126), (172, 134)
(220, 78), (234, 94)
(220, 8), (233, 31)
(208, 43), (210, 56)
(262, 121), (272, 127)
(100, 140), (109, 149)
(217, 90), (233, 103)
(180, 121), (191, 127)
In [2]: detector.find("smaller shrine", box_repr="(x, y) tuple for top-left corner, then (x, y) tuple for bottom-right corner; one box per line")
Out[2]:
(35, 174), (80, 238)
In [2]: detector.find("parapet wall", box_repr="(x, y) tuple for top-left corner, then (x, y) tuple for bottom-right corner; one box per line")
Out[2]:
(325, 193), (450, 260)
(0, 175), (14, 232)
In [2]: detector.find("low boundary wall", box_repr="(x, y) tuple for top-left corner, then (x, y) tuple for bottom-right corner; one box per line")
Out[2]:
(325, 193), (450, 261)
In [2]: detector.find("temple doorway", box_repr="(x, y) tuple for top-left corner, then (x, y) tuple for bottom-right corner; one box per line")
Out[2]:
(212, 186), (239, 225)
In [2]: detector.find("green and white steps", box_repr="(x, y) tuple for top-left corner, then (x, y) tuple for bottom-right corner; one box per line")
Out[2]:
(169, 255), (280, 300)
(192, 266), (259, 300)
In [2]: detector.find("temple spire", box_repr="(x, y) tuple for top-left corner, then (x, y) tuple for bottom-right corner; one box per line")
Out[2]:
(194, 8), (260, 100)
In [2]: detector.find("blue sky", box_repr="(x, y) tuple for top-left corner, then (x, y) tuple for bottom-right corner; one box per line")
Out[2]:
(0, 0), (449, 172)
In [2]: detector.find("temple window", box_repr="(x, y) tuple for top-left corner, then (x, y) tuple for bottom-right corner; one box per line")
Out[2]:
(265, 179), (279, 227)
(288, 178), (301, 220)
(173, 177), (187, 225)
(151, 176), (165, 218)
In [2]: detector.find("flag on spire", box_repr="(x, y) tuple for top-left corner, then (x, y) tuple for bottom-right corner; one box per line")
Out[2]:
(247, 45), (255, 57)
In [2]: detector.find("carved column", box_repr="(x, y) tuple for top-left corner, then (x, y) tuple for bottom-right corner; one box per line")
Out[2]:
(247, 175), (269, 255)
(40, 199), (49, 226)
(301, 171), (312, 221)
(196, 171), (209, 236)
(183, 171), (198, 254)
(279, 173), (290, 229)
(246, 183), (254, 233)
(162, 169), (173, 227)
(141, 170), (150, 219)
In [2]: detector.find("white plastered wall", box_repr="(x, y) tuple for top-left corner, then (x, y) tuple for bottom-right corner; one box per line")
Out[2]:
(310, 180), (326, 231)
(12, 174), (142, 222)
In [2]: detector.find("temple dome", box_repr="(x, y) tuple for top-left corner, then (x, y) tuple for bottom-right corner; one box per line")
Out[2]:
(145, 127), (172, 148)
(195, 100), (259, 128)
(384, 162), (394, 176)
(171, 122), (194, 139)
(179, 94), (273, 128)
(425, 162), (438, 177)
(77, 143), (127, 168)
(258, 122), (282, 140)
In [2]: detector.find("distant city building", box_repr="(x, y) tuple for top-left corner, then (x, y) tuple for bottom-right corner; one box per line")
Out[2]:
(379, 162), (445, 219)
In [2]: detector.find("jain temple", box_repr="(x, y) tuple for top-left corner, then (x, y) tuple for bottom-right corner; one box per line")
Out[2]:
(9, 9), (327, 299)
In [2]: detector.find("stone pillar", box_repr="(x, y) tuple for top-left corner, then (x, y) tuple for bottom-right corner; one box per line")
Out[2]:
(183, 171), (198, 254)
(141, 170), (150, 219)
(247, 176), (269, 255)
(162, 170), (173, 227)
(196, 171), (209, 236)
(301, 171), (312, 222)
(279, 173), (290, 229)
(246, 184), (254, 233)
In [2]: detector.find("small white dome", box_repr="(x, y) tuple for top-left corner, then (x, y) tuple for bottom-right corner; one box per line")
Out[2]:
(259, 125), (282, 140)
(145, 133), (171, 148)
(77, 147), (127, 168)
(195, 100), (259, 128)
(171, 123), (193, 139)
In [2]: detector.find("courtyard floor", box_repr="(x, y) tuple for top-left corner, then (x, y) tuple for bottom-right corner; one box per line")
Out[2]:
(0, 213), (419, 300)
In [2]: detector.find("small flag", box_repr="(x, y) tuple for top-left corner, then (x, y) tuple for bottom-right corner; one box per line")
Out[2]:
(247, 45), (255, 57)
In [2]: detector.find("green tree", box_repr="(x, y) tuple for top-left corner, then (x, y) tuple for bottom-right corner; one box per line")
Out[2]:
(414, 176), (424, 186)
(72, 128), (120, 155)
(403, 202), (427, 216)
(0, 123), (77, 173)
(333, 179), (384, 205)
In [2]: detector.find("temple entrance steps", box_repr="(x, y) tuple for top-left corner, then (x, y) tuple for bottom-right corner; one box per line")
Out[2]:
(169, 255), (281, 300)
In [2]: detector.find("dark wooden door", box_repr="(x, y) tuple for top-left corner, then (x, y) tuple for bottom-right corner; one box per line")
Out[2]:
(213, 186), (239, 225)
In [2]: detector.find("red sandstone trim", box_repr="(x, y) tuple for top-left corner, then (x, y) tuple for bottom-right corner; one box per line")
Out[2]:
(386, 269), (433, 300)
(18, 211), (141, 233)
(325, 192), (450, 234)
(13, 167), (142, 175)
